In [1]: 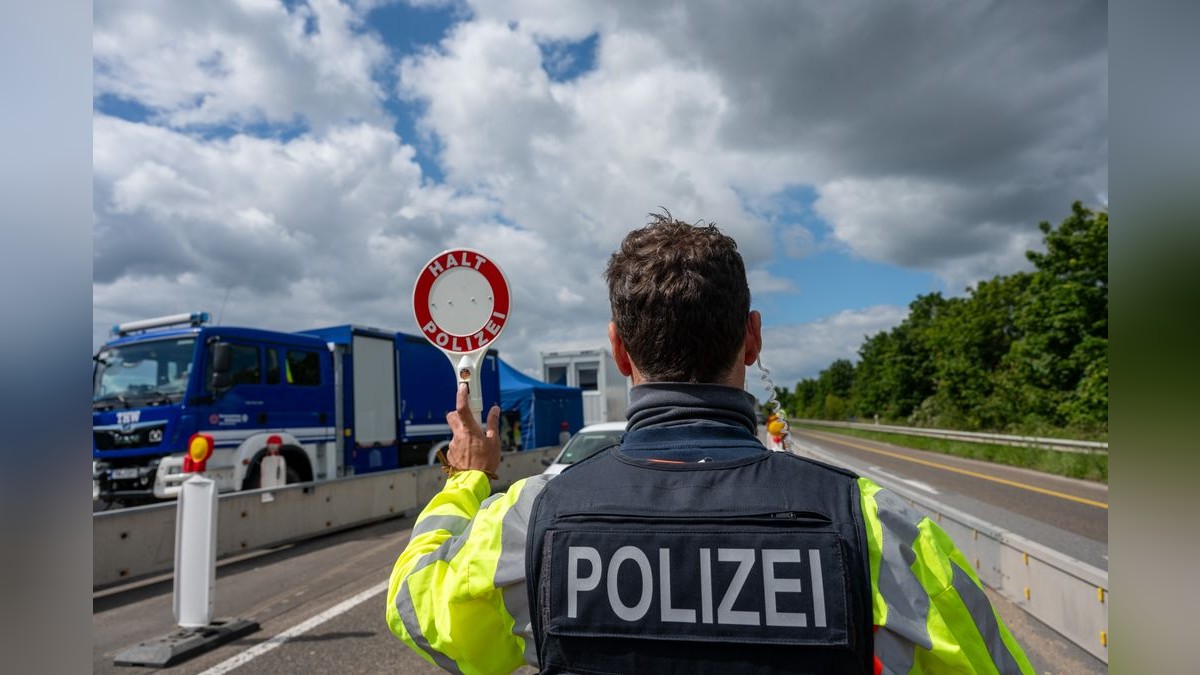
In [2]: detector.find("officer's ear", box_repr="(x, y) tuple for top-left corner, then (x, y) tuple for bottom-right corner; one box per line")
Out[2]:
(742, 310), (763, 366)
(608, 322), (634, 377)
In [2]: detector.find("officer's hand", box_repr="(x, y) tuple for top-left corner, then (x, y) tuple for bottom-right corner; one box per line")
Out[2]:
(445, 382), (501, 475)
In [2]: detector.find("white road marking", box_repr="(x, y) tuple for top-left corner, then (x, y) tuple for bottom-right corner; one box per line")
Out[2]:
(868, 467), (940, 494)
(198, 580), (389, 675)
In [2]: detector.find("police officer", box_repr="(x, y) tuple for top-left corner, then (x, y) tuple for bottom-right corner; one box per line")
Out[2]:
(387, 214), (1034, 674)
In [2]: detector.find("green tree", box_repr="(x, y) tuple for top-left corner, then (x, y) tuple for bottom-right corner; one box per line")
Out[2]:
(821, 359), (856, 401)
(849, 295), (945, 424)
(793, 379), (820, 418)
(823, 393), (848, 420)
(1001, 202), (1108, 430)
(854, 330), (896, 419)
(925, 274), (1030, 429)
(889, 294), (945, 422)
(786, 201), (1107, 436)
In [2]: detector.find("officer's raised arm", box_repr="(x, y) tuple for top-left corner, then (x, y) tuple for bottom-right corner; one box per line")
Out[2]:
(385, 381), (537, 674)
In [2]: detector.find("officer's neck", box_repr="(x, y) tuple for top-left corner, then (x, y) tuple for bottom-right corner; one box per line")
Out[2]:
(626, 362), (745, 390)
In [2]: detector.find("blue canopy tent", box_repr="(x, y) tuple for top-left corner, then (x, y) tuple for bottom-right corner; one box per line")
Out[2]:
(498, 359), (584, 450)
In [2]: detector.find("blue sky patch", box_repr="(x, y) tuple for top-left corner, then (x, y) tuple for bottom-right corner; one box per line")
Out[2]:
(756, 250), (940, 327)
(366, 1), (461, 56)
(390, 102), (445, 184)
(194, 115), (311, 143)
(745, 184), (824, 239)
(365, 1), (462, 184)
(538, 32), (599, 82)
(744, 184), (941, 325)
(94, 93), (155, 124)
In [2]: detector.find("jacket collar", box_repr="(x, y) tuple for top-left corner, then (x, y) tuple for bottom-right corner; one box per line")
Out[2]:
(625, 382), (758, 436)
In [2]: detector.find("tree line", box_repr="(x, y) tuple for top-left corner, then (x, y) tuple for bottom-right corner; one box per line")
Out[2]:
(777, 202), (1107, 438)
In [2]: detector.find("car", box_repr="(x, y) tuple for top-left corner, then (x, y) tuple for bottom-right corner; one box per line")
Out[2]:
(541, 421), (628, 477)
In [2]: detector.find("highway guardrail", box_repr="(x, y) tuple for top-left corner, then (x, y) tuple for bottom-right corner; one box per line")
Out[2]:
(795, 419), (1108, 454)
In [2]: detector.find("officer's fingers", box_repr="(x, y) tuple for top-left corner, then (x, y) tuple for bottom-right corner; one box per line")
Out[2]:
(454, 383), (481, 433)
(455, 382), (471, 415)
(445, 409), (463, 435)
(484, 405), (501, 439)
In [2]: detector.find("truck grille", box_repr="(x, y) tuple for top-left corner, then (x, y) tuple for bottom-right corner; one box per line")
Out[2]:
(94, 425), (166, 450)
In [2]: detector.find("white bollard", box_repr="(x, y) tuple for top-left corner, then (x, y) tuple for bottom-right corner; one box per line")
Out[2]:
(174, 474), (218, 628)
(115, 469), (258, 667)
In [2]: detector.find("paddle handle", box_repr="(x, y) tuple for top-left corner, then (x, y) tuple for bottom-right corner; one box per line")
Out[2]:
(452, 351), (485, 421)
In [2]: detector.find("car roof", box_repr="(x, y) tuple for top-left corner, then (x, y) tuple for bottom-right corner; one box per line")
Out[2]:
(577, 421), (628, 432)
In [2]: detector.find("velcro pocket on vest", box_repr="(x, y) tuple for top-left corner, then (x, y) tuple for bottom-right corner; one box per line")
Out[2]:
(542, 527), (852, 647)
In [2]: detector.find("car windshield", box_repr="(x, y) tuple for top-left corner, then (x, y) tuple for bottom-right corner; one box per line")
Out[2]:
(558, 430), (624, 464)
(93, 338), (197, 409)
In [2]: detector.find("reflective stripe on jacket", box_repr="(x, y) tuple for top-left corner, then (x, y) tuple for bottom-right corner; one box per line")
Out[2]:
(860, 478), (1032, 675)
(386, 469), (1033, 675)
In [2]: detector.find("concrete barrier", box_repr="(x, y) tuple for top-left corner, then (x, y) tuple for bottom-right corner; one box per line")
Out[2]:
(93, 447), (558, 589)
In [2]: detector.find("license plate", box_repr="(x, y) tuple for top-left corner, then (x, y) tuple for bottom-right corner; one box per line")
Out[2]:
(111, 467), (140, 479)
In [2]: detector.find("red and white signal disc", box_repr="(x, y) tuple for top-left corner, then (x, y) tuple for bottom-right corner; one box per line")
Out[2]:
(412, 248), (510, 354)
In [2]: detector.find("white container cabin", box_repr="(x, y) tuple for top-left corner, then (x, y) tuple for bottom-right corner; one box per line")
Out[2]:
(540, 348), (630, 426)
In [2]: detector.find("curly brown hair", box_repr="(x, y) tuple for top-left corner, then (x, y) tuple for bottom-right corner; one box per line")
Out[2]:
(604, 211), (751, 383)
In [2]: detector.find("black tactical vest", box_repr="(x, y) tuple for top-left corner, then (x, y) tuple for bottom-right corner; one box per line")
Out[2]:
(526, 448), (874, 674)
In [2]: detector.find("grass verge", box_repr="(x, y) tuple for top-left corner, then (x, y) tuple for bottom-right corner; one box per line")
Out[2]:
(791, 422), (1108, 483)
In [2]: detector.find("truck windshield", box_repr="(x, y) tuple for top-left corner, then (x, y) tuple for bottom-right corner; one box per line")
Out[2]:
(93, 338), (197, 410)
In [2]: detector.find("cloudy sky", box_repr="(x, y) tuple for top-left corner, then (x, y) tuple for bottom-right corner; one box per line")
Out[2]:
(92, 0), (1107, 393)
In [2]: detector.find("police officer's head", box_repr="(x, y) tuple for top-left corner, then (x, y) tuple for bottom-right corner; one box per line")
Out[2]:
(605, 212), (762, 386)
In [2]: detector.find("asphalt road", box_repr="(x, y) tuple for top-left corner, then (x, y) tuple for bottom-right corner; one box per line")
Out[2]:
(789, 428), (1108, 570)
(92, 513), (536, 675)
(93, 432), (1107, 674)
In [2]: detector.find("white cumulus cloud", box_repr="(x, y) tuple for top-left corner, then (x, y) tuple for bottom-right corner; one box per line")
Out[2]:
(757, 305), (911, 391)
(93, 0), (1106, 384)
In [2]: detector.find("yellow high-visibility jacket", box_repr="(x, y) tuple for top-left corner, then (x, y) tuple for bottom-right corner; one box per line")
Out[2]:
(386, 470), (1033, 675)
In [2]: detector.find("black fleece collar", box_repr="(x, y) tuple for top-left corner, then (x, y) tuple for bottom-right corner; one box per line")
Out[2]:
(625, 382), (758, 435)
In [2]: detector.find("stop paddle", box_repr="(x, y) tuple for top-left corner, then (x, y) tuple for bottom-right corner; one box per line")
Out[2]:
(412, 248), (511, 419)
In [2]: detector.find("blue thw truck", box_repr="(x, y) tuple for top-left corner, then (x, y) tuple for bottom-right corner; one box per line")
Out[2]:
(92, 312), (500, 505)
